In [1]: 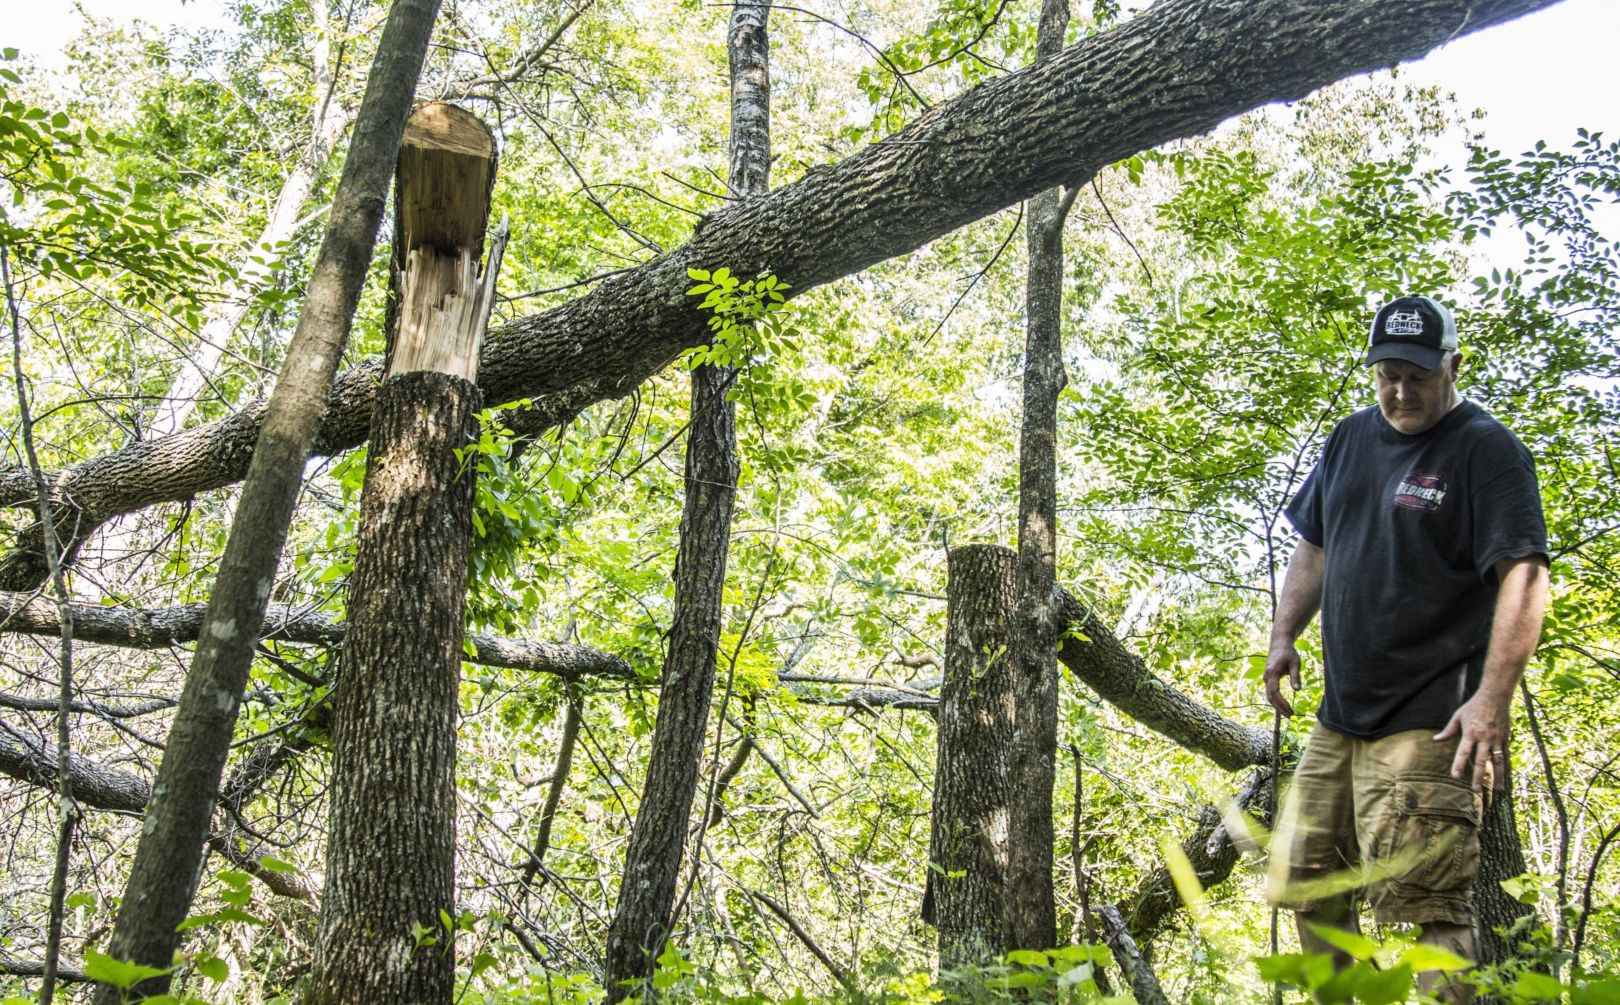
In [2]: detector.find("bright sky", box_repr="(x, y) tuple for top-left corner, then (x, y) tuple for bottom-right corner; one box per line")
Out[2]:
(12, 0), (1616, 147)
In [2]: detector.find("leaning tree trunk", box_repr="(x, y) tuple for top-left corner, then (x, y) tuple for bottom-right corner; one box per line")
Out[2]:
(92, 4), (441, 999)
(0, 0), (1567, 594)
(307, 101), (499, 1005)
(601, 4), (766, 997)
(1005, 0), (1072, 953)
(928, 545), (1018, 969)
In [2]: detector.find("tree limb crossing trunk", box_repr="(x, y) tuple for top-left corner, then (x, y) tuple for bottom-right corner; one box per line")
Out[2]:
(601, 6), (765, 997)
(308, 101), (499, 1005)
(0, 0), (1567, 593)
(92, 5), (442, 999)
(928, 545), (1018, 969)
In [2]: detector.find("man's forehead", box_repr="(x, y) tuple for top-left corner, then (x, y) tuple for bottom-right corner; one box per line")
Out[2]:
(1372, 358), (1442, 377)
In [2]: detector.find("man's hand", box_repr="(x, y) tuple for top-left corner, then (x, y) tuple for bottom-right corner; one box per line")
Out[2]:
(1265, 641), (1302, 718)
(1434, 690), (1512, 794)
(1266, 541), (1324, 719)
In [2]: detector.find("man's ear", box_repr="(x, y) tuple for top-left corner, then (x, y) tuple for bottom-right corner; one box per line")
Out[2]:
(1449, 352), (1464, 379)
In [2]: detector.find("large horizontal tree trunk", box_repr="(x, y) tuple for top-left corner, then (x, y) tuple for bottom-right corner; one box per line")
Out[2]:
(0, 0), (1564, 591)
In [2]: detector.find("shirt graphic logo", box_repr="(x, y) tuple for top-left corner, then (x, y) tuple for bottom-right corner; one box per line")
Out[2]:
(1385, 309), (1425, 336)
(1394, 469), (1447, 511)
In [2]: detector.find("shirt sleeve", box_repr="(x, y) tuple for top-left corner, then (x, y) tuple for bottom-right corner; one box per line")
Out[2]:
(1284, 428), (1334, 547)
(1470, 431), (1550, 579)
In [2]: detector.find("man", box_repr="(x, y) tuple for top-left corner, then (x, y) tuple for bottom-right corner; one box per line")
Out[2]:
(1264, 294), (1549, 1000)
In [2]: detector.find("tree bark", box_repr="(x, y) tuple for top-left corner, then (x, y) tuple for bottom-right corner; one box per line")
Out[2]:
(601, 6), (764, 996)
(928, 544), (1018, 969)
(1476, 783), (1537, 967)
(1116, 770), (1274, 944)
(0, 0), (1567, 592)
(1005, 0), (1071, 953)
(1099, 905), (1172, 1005)
(305, 374), (480, 1004)
(1055, 587), (1274, 771)
(307, 100), (496, 1005)
(92, 4), (442, 999)
(0, 589), (631, 680)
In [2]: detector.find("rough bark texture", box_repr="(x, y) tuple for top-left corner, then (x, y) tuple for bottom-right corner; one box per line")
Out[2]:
(0, 589), (631, 680)
(1056, 587), (1273, 771)
(308, 99), (494, 1005)
(1005, 0), (1070, 952)
(601, 8), (763, 996)
(1099, 905), (1171, 1005)
(1476, 784), (1537, 966)
(307, 371), (479, 1005)
(1116, 770), (1274, 944)
(928, 545), (1018, 968)
(0, 0), (1566, 592)
(92, 5), (442, 998)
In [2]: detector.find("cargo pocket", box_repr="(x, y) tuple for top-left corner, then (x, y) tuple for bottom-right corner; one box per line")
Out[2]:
(1375, 770), (1482, 896)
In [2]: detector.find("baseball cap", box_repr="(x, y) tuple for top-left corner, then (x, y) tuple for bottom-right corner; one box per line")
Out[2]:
(1365, 295), (1458, 369)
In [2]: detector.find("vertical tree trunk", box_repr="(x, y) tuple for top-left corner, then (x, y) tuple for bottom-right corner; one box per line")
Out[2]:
(929, 545), (1017, 969)
(308, 101), (498, 1005)
(1004, 0), (1072, 953)
(1476, 783), (1538, 967)
(93, 4), (442, 999)
(601, 5), (766, 998)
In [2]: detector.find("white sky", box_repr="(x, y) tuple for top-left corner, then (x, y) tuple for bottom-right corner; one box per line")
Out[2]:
(11, 0), (1615, 148)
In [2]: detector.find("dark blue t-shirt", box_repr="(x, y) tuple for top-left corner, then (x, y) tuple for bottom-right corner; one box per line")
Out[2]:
(1285, 400), (1548, 739)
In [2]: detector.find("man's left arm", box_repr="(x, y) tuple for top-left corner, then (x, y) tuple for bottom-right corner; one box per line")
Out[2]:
(1435, 554), (1550, 793)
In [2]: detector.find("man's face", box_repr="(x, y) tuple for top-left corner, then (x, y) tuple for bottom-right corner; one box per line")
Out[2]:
(1373, 355), (1460, 435)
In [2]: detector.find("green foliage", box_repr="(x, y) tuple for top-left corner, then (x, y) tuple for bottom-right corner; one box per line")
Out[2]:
(0, 50), (231, 328)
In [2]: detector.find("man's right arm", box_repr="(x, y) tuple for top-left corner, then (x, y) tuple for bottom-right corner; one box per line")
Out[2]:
(1266, 540), (1325, 717)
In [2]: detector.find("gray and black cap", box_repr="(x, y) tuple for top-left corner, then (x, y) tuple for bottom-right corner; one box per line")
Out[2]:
(1365, 295), (1458, 370)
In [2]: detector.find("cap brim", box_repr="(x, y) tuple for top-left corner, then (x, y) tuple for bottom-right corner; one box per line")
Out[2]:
(1365, 342), (1448, 370)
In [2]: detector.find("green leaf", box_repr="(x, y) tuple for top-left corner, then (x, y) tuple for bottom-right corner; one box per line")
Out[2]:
(1255, 953), (1334, 989)
(1005, 949), (1049, 967)
(1513, 971), (1566, 1001)
(1306, 923), (1379, 961)
(1396, 943), (1472, 973)
(195, 957), (230, 983)
(1574, 979), (1620, 1004)
(83, 949), (171, 990)
(256, 855), (299, 875)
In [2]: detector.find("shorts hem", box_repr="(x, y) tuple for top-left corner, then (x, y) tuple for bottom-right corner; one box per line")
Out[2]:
(1369, 901), (1473, 928)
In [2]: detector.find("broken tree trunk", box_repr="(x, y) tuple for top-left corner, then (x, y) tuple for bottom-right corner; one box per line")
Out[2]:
(1005, 0), (1072, 953)
(0, 0), (1567, 593)
(308, 101), (499, 1005)
(928, 545), (1018, 969)
(601, 5), (764, 996)
(91, 5), (443, 999)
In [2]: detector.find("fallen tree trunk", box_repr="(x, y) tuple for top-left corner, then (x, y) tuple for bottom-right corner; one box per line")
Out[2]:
(1115, 769), (1273, 944)
(0, 589), (631, 680)
(0, 0), (1564, 591)
(0, 718), (317, 900)
(1056, 587), (1272, 771)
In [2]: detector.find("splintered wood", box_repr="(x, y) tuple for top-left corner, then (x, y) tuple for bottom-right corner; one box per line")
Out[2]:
(390, 101), (501, 381)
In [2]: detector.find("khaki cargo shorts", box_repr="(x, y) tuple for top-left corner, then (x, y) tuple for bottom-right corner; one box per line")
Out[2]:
(1267, 721), (1483, 927)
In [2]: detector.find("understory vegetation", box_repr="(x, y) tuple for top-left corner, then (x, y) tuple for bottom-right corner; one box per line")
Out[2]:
(2, 1), (1618, 1001)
